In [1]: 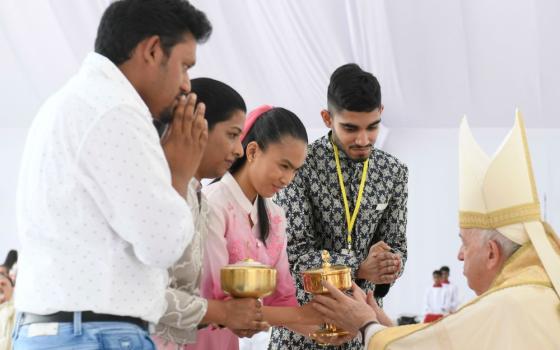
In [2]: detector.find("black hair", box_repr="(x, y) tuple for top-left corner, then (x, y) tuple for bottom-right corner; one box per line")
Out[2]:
(327, 63), (382, 113)
(3, 250), (17, 270)
(190, 78), (246, 130)
(433, 270), (443, 276)
(94, 0), (212, 65)
(228, 107), (308, 245)
(440, 266), (450, 273)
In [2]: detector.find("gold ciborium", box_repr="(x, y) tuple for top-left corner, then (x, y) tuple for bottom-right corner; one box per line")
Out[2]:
(221, 258), (277, 298)
(302, 250), (352, 344)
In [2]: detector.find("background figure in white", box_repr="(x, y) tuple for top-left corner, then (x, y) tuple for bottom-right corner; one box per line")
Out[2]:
(440, 265), (460, 312)
(423, 270), (449, 323)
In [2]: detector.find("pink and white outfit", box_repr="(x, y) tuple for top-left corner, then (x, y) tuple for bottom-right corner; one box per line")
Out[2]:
(186, 171), (298, 350)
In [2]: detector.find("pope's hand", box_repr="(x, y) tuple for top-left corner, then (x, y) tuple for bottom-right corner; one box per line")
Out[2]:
(312, 281), (378, 333)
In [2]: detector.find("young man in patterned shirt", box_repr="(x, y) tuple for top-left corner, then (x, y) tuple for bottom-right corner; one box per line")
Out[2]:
(270, 63), (408, 350)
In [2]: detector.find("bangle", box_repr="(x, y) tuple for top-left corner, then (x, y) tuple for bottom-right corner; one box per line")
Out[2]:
(360, 320), (379, 347)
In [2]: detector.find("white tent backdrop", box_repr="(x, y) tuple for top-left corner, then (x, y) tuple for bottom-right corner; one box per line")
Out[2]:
(1, 0), (559, 320)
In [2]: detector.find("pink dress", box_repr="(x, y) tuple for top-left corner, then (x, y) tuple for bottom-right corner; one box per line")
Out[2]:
(186, 172), (298, 350)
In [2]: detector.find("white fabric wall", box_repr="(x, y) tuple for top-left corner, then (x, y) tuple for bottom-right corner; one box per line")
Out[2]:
(2, 0), (560, 129)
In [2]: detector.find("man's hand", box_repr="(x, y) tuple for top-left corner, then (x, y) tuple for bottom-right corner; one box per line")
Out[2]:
(161, 93), (208, 197)
(357, 241), (402, 284)
(312, 281), (378, 333)
(222, 298), (270, 332)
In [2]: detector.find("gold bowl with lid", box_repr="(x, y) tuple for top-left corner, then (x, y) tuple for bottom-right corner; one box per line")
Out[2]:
(220, 259), (277, 298)
(301, 250), (353, 344)
(302, 264), (352, 294)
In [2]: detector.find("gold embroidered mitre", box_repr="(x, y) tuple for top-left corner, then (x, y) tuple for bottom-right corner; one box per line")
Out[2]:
(459, 110), (560, 294)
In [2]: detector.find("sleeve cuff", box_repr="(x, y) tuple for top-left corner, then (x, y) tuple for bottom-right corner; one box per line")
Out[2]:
(364, 323), (386, 348)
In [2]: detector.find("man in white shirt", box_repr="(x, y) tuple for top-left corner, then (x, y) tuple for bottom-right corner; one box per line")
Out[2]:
(440, 266), (460, 312)
(12, 1), (263, 349)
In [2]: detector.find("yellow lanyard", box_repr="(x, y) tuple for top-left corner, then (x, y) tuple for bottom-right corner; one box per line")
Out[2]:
(332, 140), (369, 250)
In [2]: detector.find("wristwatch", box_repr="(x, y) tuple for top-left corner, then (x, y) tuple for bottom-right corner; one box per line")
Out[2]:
(359, 320), (379, 347)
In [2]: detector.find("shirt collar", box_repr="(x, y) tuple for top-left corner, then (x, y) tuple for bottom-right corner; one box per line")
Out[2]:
(82, 52), (151, 122)
(190, 178), (202, 192)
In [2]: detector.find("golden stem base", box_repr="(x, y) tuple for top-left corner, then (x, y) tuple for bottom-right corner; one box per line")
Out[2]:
(310, 323), (349, 346)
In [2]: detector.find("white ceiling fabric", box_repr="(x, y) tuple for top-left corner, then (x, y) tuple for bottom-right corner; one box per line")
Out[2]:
(1, 0), (560, 130)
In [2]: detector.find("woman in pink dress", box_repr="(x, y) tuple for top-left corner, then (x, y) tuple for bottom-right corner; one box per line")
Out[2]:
(189, 106), (321, 350)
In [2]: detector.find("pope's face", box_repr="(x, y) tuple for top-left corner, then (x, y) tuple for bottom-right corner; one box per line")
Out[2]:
(458, 229), (492, 295)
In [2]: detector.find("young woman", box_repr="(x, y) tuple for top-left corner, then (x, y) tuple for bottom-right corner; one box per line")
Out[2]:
(188, 105), (321, 350)
(153, 78), (268, 349)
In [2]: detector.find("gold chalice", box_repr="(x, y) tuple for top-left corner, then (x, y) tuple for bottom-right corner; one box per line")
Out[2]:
(221, 258), (277, 298)
(302, 250), (352, 345)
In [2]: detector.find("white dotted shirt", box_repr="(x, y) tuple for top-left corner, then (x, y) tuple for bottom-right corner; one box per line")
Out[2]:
(15, 52), (193, 323)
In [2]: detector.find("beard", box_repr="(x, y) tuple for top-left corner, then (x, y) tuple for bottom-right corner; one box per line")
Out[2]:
(157, 105), (174, 125)
(152, 105), (173, 139)
(331, 130), (372, 162)
(348, 146), (372, 162)
(154, 90), (189, 125)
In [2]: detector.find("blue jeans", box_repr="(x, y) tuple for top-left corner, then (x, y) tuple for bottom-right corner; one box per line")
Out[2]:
(12, 312), (155, 349)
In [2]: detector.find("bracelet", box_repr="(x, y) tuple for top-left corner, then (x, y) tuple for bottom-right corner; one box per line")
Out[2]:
(360, 320), (379, 347)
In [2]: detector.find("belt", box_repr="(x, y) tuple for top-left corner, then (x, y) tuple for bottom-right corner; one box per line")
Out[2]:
(20, 311), (149, 331)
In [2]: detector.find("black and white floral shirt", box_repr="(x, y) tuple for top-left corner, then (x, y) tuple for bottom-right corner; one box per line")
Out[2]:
(270, 134), (408, 350)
